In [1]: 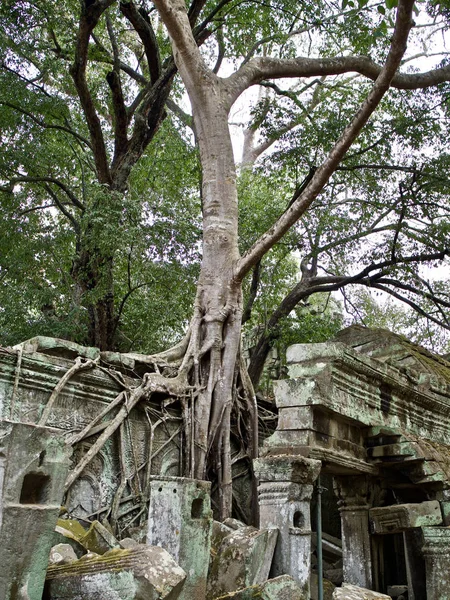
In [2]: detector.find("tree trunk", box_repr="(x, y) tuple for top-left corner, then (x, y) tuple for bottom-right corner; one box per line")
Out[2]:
(72, 246), (115, 351)
(185, 91), (243, 517)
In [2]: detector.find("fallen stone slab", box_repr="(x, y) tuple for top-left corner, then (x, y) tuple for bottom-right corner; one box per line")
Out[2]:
(79, 520), (120, 554)
(214, 574), (307, 599)
(44, 545), (186, 600)
(208, 525), (278, 598)
(333, 583), (392, 599)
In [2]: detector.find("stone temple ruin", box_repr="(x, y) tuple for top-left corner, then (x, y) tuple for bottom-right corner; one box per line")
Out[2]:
(1, 325), (450, 599)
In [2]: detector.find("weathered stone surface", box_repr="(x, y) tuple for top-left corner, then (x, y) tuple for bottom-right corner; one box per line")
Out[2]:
(0, 421), (71, 600)
(369, 501), (442, 534)
(254, 455), (320, 598)
(80, 519), (120, 554)
(254, 454), (321, 484)
(386, 586), (408, 599)
(422, 526), (450, 600)
(264, 327), (450, 475)
(333, 583), (391, 599)
(49, 544), (78, 565)
(334, 476), (373, 590)
(120, 537), (139, 549)
(45, 545), (186, 600)
(0, 345), (182, 527)
(53, 519), (88, 558)
(214, 575), (307, 599)
(207, 525), (278, 598)
(211, 519), (234, 550)
(223, 517), (247, 530)
(147, 476), (212, 600)
(310, 573), (335, 600)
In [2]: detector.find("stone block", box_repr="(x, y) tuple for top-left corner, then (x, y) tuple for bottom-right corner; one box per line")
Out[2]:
(369, 501), (442, 534)
(214, 574), (307, 599)
(44, 545), (186, 599)
(422, 526), (450, 600)
(310, 573), (335, 600)
(207, 525), (278, 598)
(119, 537), (139, 549)
(254, 454), (321, 485)
(147, 476), (212, 600)
(333, 583), (392, 599)
(0, 420), (72, 600)
(49, 544), (78, 565)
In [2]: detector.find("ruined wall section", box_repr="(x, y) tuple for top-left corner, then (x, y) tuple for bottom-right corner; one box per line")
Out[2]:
(0, 345), (182, 524)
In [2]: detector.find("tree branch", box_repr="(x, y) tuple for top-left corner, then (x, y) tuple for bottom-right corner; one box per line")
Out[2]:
(44, 185), (80, 233)
(226, 53), (450, 107)
(2, 176), (85, 211)
(70, 0), (115, 184)
(242, 260), (260, 324)
(120, 1), (161, 84)
(235, 0), (415, 280)
(0, 101), (93, 149)
(106, 14), (129, 166)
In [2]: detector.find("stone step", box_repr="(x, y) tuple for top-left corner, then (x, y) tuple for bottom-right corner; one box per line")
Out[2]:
(364, 426), (402, 448)
(366, 441), (421, 461)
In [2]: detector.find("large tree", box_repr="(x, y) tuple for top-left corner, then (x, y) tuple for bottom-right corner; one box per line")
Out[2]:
(2, 0), (450, 517)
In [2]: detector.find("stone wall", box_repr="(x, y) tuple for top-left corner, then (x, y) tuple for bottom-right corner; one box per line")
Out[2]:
(0, 343), (182, 525)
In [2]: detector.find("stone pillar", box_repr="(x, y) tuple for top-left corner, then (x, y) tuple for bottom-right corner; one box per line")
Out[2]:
(422, 527), (450, 600)
(403, 529), (426, 600)
(334, 475), (373, 589)
(0, 420), (72, 600)
(253, 454), (321, 598)
(147, 476), (212, 600)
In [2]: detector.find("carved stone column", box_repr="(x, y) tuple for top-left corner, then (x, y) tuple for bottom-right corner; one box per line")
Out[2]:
(334, 475), (373, 589)
(422, 527), (450, 600)
(254, 455), (321, 598)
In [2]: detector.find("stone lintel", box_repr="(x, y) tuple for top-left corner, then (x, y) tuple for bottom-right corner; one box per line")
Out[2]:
(253, 455), (321, 485)
(370, 501), (442, 535)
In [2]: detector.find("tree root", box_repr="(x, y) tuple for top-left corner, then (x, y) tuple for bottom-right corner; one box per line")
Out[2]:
(39, 356), (99, 426)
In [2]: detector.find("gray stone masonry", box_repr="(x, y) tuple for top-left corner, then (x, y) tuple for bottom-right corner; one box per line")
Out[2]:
(214, 574), (307, 599)
(254, 455), (321, 598)
(207, 521), (278, 598)
(422, 526), (450, 600)
(147, 476), (212, 600)
(0, 420), (72, 600)
(44, 545), (186, 600)
(333, 583), (391, 599)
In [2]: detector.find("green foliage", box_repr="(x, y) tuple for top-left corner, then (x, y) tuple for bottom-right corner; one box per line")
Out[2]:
(0, 0), (449, 359)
